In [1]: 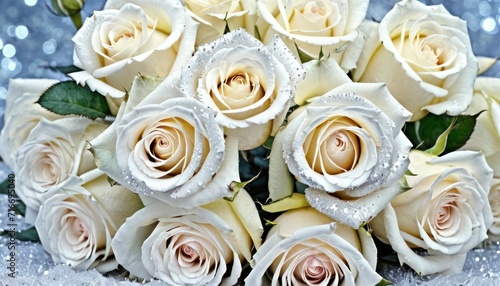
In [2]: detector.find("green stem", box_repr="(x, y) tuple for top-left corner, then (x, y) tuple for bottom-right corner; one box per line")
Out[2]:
(70, 12), (83, 30)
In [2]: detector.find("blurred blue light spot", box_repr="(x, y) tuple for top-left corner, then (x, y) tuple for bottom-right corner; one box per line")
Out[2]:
(2, 44), (16, 58)
(481, 17), (498, 33)
(15, 25), (29, 40)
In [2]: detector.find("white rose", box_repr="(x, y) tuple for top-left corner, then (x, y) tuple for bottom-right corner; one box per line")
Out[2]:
(256, 0), (369, 69)
(245, 207), (383, 285)
(183, 0), (257, 44)
(489, 177), (500, 235)
(370, 150), (493, 275)
(90, 76), (240, 208)
(70, 0), (198, 98)
(179, 28), (305, 150)
(459, 77), (500, 164)
(35, 169), (143, 273)
(112, 189), (263, 286)
(0, 78), (61, 170)
(353, 0), (477, 121)
(269, 63), (412, 227)
(456, 77), (500, 235)
(15, 117), (108, 224)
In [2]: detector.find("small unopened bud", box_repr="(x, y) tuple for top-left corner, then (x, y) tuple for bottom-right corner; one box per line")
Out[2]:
(50, 0), (85, 29)
(51, 0), (85, 16)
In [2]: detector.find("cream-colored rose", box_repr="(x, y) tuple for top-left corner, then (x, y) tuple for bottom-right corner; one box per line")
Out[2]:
(245, 207), (383, 285)
(370, 150), (493, 275)
(256, 0), (369, 69)
(70, 0), (198, 98)
(489, 177), (500, 235)
(457, 77), (500, 236)
(112, 189), (263, 285)
(15, 117), (108, 224)
(269, 62), (412, 227)
(0, 79), (62, 170)
(459, 77), (500, 163)
(179, 29), (304, 150)
(183, 0), (257, 44)
(353, 0), (477, 121)
(35, 169), (143, 273)
(90, 76), (240, 208)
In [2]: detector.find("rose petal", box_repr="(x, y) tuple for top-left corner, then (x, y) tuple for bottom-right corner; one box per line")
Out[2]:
(382, 203), (468, 275)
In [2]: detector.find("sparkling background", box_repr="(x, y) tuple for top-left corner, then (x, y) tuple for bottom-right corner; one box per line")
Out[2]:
(0, 0), (499, 285)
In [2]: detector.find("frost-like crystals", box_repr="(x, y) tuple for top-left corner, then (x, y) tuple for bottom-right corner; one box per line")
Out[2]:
(179, 28), (304, 150)
(271, 83), (413, 228)
(115, 97), (234, 208)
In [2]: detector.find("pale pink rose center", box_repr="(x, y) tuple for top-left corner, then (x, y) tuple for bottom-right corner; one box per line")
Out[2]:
(295, 254), (337, 284)
(396, 20), (458, 79)
(212, 69), (267, 116)
(70, 217), (88, 240)
(142, 117), (204, 176)
(62, 213), (92, 256)
(180, 243), (202, 264)
(421, 43), (443, 66)
(302, 2), (328, 17)
(427, 192), (466, 238)
(31, 140), (73, 190)
(304, 116), (360, 175)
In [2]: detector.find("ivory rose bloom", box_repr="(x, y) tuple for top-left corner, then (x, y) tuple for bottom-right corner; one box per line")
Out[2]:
(184, 0), (257, 44)
(459, 77), (500, 164)
(15, 117), (109, 224)
(91, 76), (240, 208)
(370, 150), (493, 275)
(35, 169), (143, 273)
(256, 0), (369, 69)
(269, 60), (412, 227)
(457, 77), (500, 235)
(353, 0), (477, 121)
(179, 28), (305, 150)
(70, 0), (198, 98)
(0, 78), (61, 170)
(245, 207), (383, 285)
(489, 178), (500, 235)
(112, 190), (263, 286)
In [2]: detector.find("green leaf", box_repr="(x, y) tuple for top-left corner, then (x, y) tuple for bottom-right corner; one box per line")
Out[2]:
(0, 178), (9, 195)
(425, 117), (456, 156)
(0, 226), (40, 242)
(262, 136), (274, 149)
(375, 279), (394, 286)
(223, 12), (231, 34)
(260, 193), (310, 213)
(294, 42), (314, 63)
(264, 219), (277, 227)
(253, 25), (262, 42)
(37, 81), (111, 119)
(404, 112), (481, 155)
(0, 177), (27, 216)
(16, 227), (39, 242)
(318, 46), (324, 61)
(14, 200), (26, 216)
(224, 172), (260, 202)
(49, 65), (82, 74)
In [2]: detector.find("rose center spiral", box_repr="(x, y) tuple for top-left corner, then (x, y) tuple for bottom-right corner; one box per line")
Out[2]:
(304, 117), (361, 175)
(295, 254), (337, 284)
(181, 244), (201, 263)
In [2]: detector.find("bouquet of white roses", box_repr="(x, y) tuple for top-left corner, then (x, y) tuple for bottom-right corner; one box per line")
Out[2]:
(1, 0), (499, 285)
